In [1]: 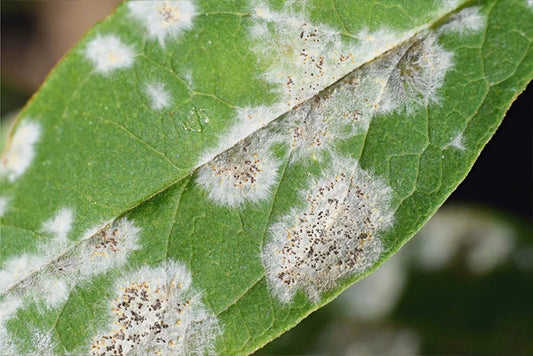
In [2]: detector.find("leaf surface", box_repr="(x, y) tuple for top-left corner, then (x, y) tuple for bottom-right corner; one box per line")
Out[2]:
(1, 0), (532, 354)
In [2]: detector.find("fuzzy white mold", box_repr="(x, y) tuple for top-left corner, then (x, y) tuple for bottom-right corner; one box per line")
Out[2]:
(273, 73), (387, 161)
(29, 329), (57, 356)
(85, 34), (135, 74)
(199, 104), (287, 167)
(265, 31), (455, 163)
(449, 132), (466, 150)
(78, 218), (141, 276)
(249, 2), (407, 109)
(197, 134), (281, 207)
(90, 260), (220, 355)
(440, 6), (486, 35)
(375, 34), (454, 113)
(0, 197), (8, 217)
(128, 0), (197, 46)
(200, 3), (462, 171)
(0, 216), (141, 353)
(144, 81), (172, 110)
(42, 208), (74, 242)
(0, 120), (41, 182)
(0, 296), (22, 354)
(263, 155), (394, 303)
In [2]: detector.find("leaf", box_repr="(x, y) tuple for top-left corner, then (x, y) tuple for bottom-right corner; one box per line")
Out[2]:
(0, 0), (531, 354)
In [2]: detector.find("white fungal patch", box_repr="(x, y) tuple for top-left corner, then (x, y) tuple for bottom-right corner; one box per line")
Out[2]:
(249, 2), (410, 109)
(0, 197), (8, 217)
(78, 218), (141, 276)
(440, 6), (486, 35)
(197, 136), (281, 207)
(28, 329), (57, 355)
(374, 34), (454, 113)
(42, 207), (74, 242)
(200, 105), (286, 166)
(128, 0), (197, 46)
(0, 215), (141, 352)
(0, 120), (41, 182)
(266, 32), (454, 162)
(144, 81), (172, 110)
(39, 277), (70, 309)
(275, 73), (388, 161)
(527, 0), (533, 10)
(449, 132), (466, 150)
(90, 260), (220, 355)
(85, 34), (135, 74)
(263, 155), (394, 303)
(0, 296), (22, 354)
(0, 255), (43, 295)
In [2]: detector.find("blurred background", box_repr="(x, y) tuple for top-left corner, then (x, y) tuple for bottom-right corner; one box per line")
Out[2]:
(1, 2), (532, 355)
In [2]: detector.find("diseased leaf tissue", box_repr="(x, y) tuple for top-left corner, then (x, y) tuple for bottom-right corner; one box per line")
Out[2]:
(1, 0), (531, 355)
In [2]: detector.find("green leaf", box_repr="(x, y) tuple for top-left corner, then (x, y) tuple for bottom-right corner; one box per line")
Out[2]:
(1, 0), (531, 354)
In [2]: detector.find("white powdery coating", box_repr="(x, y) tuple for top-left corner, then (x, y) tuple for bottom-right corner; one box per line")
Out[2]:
(0, 296), (22, 354)
(0, 216), (141, 352)
(85, 34), (135, 74)
(28, 329), (57, 356)
(0, 197), (7, 217)
(0, 254), (43, 295)
(78, 218), (141, 277)
(199, 104), (286, 166)
(440, 6), (486, 35)
(275, 73), (387, 161)
(527, 0), (533, 10)
(42, 208), (74, 242)
(263, 155), (394, 303)
(39, 277), (70, 309)
(91, 260), (220, 356)
(197, 136), (281, 207)
(0, 120), (41, 182)
(440, 0), (461, 12)
(128, 0), (197, 46)
(449, 132), (465, 150)
(376, 34), (454, 113)
(145, 82), (172, 110)
(249, 2), (408, 109)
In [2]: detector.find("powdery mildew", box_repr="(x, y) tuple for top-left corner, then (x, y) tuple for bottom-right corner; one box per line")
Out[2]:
(144, 81), (172, 110)
(439, 6), (486, 35)
(0, 197), (8, 217)
(263, 155), (394, 303)
(373, 34), (454, 113)
(199, 105), (286, 166)
(249, 2), (406, 109)
(128, 0), (197, 46)
(0, 296), (22, 354)
(42, 207), (74, 242)
(273, 72), (389, 161)
(202, 2), (472, 172)
(0, 215), (141, 353)
(90, 260), (220, 355)
(196, 134), (281, 207)
(449, 132), (466, 150)
(0, 120), (41, 182)
(269, 31), (458, 163)
(78, 218), (141, 276)
(85, 34), (135, 74)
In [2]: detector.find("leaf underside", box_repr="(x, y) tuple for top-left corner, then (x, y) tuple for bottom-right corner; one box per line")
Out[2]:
(0, 0), (532, 354)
